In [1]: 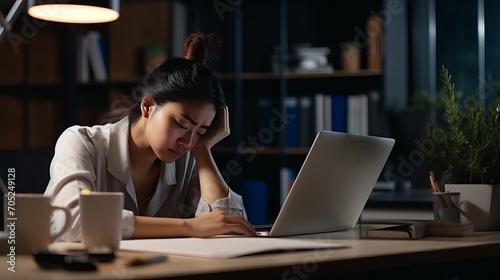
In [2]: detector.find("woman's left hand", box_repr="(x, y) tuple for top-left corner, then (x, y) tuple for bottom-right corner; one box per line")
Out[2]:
(195, 106), (230, 150)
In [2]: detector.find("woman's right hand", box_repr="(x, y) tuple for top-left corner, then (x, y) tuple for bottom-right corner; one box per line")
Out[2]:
(194, 106), (230, 150)
(186, 210), (256, 237)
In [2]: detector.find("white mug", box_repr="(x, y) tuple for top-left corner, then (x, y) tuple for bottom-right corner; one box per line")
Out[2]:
(79, 191), (124, 250)
(3, 193), (71, 254)
(45, 172), (124, 249)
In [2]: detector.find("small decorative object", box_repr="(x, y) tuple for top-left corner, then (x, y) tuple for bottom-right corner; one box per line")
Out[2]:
(424, 66), (500, 230)
(142, 44), (168, 74)
(339, 41), (361, 72)
(366, 14), (383, 70)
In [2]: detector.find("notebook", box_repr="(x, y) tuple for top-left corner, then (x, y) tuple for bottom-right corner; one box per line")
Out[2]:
(256, 131), (395, 237)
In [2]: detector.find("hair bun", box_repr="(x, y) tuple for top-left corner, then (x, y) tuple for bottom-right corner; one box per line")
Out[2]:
(182, 32), (222, 67)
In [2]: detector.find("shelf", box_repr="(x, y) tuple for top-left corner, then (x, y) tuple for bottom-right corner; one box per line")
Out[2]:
(66, 68), (382, 87)
(214, 147), (310, 155)
(218, 69), (382, 81)
(0, 83), (112, 98)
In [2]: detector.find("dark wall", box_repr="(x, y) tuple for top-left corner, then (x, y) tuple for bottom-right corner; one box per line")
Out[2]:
(0, 149), (54, 193)
(1, 149), (54, 230)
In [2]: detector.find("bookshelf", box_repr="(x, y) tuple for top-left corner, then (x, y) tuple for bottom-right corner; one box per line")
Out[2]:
(0, 0), (398, 222)
(0, 1), (170, 151)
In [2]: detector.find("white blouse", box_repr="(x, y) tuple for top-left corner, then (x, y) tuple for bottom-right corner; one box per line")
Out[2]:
(44, 117), (246, 241)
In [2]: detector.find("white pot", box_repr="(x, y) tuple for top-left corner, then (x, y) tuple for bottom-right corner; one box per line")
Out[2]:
(444, 184), (500, 231)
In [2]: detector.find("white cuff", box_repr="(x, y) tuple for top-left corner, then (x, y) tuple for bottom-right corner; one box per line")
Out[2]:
(121, 210), (135, 239)
(196, 189), (247, 219)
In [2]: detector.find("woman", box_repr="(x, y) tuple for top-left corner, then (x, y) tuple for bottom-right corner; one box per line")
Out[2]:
(44, 32), (255, 241)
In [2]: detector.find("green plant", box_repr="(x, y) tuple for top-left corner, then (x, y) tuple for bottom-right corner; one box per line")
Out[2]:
(408, 90), (445, 111)
(341, 41), (360, 53)
(425, 66), (500, 184)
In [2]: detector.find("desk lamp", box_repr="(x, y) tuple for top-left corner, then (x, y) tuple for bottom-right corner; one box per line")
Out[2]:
(1, 1), (120, 43)
(27, 0), (120, 24)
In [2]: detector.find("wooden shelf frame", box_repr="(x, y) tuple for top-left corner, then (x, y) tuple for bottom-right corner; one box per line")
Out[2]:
(218, 69), (383, 81)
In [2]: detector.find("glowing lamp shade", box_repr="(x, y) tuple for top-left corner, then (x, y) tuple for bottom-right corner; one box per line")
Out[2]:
(27, 0), (120, 24)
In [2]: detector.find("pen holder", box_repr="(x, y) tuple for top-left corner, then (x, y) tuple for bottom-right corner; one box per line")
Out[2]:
(433, 192), (462, 223)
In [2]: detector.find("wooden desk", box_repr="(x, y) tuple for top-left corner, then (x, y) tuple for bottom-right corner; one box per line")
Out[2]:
(2, 231), (500, 280)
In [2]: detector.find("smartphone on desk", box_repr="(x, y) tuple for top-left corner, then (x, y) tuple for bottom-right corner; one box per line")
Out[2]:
(33, 247), (114, 271)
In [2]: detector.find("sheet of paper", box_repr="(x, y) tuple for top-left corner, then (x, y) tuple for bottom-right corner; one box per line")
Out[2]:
(120, 237), (346, 259)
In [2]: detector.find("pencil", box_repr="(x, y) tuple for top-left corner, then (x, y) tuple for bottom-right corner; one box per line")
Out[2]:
(429, 171), (454, 208)
(429, 174), (444, 208)
(429, 175), (438, 192)
(429, 171), (443, 192)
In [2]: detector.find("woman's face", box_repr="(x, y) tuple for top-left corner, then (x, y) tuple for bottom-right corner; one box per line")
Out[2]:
(145, 100), (216, 162)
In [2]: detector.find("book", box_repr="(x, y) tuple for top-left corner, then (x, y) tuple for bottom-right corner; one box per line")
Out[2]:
(368, 90), (383, 136)
(425, 222), (474, 237)
(359, 93), (369, 135)
(347, 94), (369, 135)
(314, 93), (324, 134)
(331, 94), (347, 133)
(366, 221), (426, 240)
(86, 31), (108, 82)
(299, 96), (313, 147)
(242, 180), (269, 225)
(283, 96), (299, 147)
(347, 95), (360, 134)
(77, 33), (90, 83)
(323, 94), (332, 131)
(280, 167), (296, 206)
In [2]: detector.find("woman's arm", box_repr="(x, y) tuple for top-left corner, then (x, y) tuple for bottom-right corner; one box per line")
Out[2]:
(131, 209), (255, 238)
(191, 106), (231, 205)
(192, 145), (229, 205)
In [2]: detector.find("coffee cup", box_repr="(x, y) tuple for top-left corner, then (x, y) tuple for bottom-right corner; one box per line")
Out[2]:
(79, 191), (124, 250)
(3, 193), (72, 254)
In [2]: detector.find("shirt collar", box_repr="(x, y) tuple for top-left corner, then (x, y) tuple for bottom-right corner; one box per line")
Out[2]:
(107, 116), (179, 186)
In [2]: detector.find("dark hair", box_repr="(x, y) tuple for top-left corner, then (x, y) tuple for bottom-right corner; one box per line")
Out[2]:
(100, 32), (225, 126)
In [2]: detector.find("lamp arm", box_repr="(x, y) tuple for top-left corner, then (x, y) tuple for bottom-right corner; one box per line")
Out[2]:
(0, 0), (24, 43)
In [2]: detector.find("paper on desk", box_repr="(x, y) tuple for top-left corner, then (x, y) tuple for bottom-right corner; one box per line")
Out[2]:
(120, 237), (345, 259)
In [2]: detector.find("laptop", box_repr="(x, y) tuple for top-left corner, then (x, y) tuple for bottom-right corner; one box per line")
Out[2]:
(256, 130), (395, 237)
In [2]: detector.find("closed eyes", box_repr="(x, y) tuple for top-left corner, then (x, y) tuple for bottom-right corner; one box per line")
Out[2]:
(176, 120), (206, 137)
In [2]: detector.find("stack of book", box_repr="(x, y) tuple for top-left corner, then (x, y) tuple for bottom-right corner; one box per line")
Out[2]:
(366, 221), (427, 240)
(425, 222), (474, 237)
(365, 220), (474, 239)
(271, 44), (333, 73)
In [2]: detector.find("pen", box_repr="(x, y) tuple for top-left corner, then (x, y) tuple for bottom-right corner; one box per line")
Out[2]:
(124, 255), (168, 268)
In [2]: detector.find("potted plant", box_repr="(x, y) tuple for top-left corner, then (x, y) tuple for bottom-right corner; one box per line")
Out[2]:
(424, 66), (500, 230)
(339, 41), (361, 72)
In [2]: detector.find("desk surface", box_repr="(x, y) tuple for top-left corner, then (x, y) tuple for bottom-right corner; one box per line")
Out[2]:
(2, 230), (500, 280)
